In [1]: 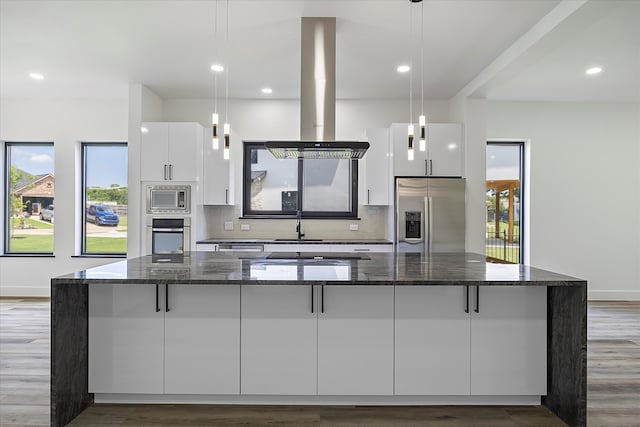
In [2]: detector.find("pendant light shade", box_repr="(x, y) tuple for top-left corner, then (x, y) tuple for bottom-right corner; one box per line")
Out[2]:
(212, 112), (219, 149)
(419, 114), (426, 151)
(223, 122), (230, 160)
(408, 124), (415, 161)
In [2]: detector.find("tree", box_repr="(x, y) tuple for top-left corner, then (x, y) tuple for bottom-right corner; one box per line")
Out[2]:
(9, 166), (33, 235)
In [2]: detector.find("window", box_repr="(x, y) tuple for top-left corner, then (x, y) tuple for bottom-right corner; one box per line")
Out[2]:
(243, 142), (358, 217)
(81, 143), (127, 255)
(3, 142), (55, 254)
(486, 142), (524, 264)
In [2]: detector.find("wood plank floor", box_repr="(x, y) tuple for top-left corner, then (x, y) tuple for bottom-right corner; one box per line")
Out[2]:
(1, 298), (638, 426)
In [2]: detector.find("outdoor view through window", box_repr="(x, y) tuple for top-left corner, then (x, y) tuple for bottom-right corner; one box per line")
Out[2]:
(83, 143), (127, 254)
(5, 143), (55, 253)
(486, 143), (523, 264)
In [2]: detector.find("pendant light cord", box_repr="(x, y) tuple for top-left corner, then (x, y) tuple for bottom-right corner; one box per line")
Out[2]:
(409, 2), (413, 124)
(420, 1), (424, 116)
(225, 0), (229, 124)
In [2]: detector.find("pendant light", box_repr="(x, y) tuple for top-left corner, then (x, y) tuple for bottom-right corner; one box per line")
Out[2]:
(211, 0), (221, 150)
(223, 0), (231, 161)
(418, 0), (426, 152)
(407, 0), (415, 161)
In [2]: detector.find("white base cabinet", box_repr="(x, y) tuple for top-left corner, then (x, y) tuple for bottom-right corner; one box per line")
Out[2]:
(89, 284), (546, 399)
(470, 286), (547, 395)
(318, 286), (394, 395)
(241, 285), (318, 395)
(164, 285), (240, 395)
(395, 286), (471, 395)
(89, 284), (164, 394)
(89, 284), (240, 395)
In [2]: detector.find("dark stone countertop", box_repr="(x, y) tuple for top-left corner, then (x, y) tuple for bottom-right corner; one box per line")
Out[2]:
(52, 252), (586, 286)
(196, 238), (393, 245)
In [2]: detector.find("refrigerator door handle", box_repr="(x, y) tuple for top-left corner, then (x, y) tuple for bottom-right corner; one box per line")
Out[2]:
(426, 196), (433, 253)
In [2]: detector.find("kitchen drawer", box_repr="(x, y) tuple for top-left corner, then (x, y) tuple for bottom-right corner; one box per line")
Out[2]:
(196, 243), (218, 252)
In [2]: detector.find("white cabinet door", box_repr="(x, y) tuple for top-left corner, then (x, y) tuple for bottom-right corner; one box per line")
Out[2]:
(392, 123), (428, 177)
(395, 286), (471, 395)
(470, 286), (547, 395)
(164, 285), (240, 394)
(427, 123), (463, 177)
(88, 284), (164, 394)
(195, 243), (218, 252)
(363, 128), (391, 205)
(141, 122), (169, 181)
(203, 126), (233, 205)
(168, 123), (200, 182)
(318, 285), (394, 395)
(241, 285), (318, 395)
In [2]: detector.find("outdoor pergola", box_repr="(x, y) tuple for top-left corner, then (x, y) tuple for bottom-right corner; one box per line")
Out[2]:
(486, 179), (519, 243)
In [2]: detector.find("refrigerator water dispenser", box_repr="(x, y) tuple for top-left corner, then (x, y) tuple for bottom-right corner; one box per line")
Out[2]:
(405, 211), (421, 239)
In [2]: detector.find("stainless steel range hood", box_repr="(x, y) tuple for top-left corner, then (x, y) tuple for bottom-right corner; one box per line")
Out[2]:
(265, 17), (369, 160)
(265, 140), (370, 159)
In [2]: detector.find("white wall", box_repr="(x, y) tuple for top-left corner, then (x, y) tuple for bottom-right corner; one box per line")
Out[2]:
(162, 98), (451, 240)
(0, 97), (128, 296)
(487, 101), (640, 300)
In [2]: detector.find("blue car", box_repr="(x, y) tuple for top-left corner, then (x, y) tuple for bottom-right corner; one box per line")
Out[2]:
(86, 204), (119, 226)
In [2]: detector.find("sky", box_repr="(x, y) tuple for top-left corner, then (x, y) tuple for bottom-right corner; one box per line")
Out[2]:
(8, 144), (127, 188)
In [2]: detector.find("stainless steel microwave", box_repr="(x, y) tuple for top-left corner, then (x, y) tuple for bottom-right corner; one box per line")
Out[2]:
(146, 185), (191, 214)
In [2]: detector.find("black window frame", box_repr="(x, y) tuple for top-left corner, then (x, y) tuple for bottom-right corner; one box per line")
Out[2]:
(486, 140), (525, 265)
(81, 142), (128, 256)
(3, 141), (55, 256)
(242, 141), (358, 218)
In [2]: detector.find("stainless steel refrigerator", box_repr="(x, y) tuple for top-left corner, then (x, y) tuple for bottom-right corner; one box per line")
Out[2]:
(395, 177), (466, 253)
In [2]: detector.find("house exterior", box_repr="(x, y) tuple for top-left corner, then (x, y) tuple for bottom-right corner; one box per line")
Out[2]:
(14, 173), (55, 215)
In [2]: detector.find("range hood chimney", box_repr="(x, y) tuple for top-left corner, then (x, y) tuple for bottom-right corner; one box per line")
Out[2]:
(266, 17), (369, 159)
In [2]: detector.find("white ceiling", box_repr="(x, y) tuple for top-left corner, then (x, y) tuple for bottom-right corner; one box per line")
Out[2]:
(1, 0), (638, 102)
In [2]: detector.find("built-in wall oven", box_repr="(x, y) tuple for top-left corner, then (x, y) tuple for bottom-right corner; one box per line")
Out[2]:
(146, 217), (191, 254)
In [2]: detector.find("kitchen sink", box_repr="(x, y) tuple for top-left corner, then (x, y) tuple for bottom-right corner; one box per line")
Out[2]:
(273, 238), (324, 242)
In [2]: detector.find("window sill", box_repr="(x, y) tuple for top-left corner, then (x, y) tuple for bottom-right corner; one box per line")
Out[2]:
(71, 254), (126, 259)
(0, 254), (55, 258)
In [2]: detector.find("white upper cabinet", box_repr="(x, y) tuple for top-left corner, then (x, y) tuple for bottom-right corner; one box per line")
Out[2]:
(141, 122), (202, 182)
(202, 126), (234, 205)
(362, 128), (391, 205)
(427, 123), (464, 177)
(391, 123), (464, 177)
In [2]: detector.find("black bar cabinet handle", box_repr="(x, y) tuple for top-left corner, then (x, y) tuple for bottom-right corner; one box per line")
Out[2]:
(169, 164), (173, 180)
(155, 284), (160, 312)
(311, 286), (314, 314)
(163, 165), (167, 180)
(474, 286), (479, 313)
(465, 286), (469, 313)
(424, 160), (428, 175)
(429, 159), (433, 175)
(367, 189), (370, 204)
(225, 189), (229, 204)
(321, 285), (324, 314)
(165, 284), (170, 312)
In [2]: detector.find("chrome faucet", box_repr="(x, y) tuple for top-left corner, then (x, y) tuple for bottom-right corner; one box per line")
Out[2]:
(296, 211), (305, 240)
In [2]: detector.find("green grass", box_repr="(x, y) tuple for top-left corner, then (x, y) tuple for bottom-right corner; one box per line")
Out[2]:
(11, 217), (54, 229)
(486, 222), (520, 240)
(7, 235), (53, 253)
(85, 237), (127, 253)
(7, 235), (126, 254)
(486, 246), (520, 264)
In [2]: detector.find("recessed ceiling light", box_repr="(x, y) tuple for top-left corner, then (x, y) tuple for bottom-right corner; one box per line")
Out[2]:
(210, 64), (224, 72)
(261, 88), (273, 94)
(585, 67), (602, 75)
(29, 72), (44, 80)
(397, 65), (410, 73)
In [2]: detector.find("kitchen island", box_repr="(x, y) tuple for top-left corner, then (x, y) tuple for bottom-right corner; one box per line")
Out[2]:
(51, 252), (586, 427)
